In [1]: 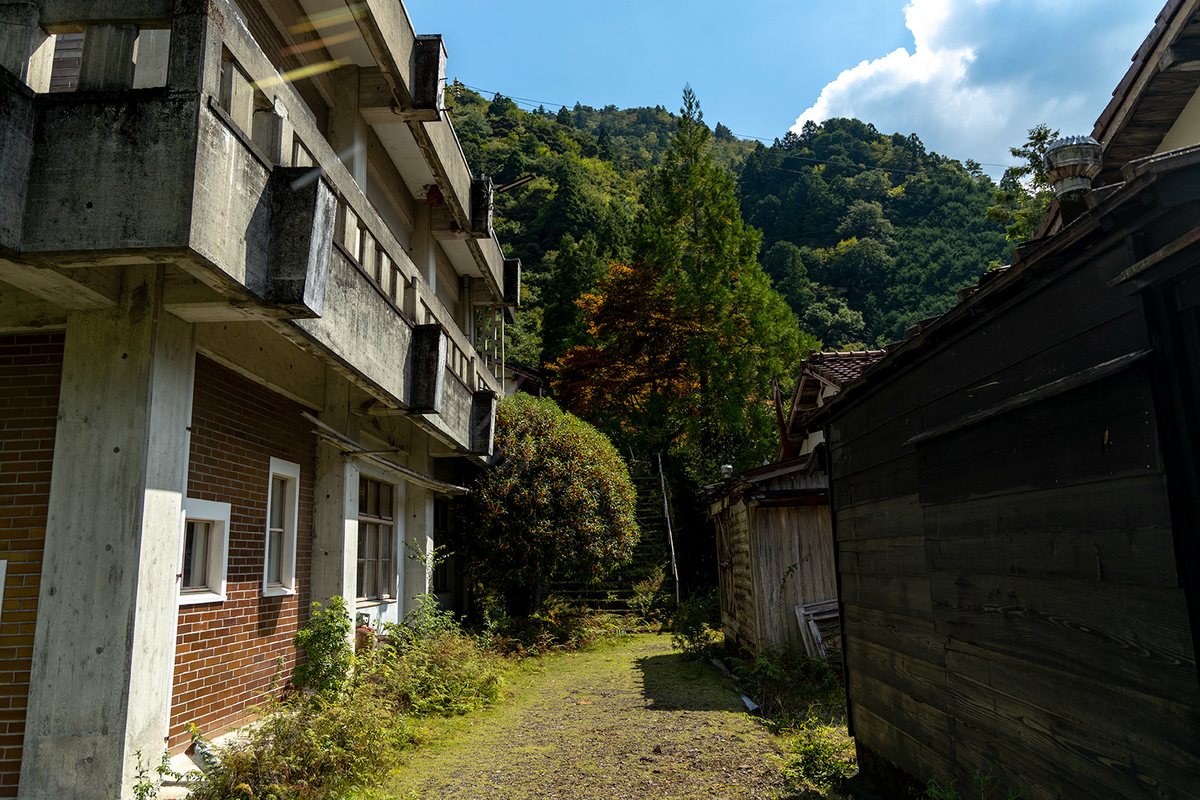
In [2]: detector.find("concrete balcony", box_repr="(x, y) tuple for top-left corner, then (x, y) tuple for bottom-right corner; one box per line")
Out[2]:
(0, 0), (506, 458)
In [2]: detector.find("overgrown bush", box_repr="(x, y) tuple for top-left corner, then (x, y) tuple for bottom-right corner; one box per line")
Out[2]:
(780, 713), (857, 791)
(731, 649), (844, 721)
(728, 648), (854, 794)
(490, 594), (628, 656)
(291, 597), (353, 698)
(629, 564), (672, 624)
(670, 589), (721, 657)
(187, 678), (411, 800)
(378, 595), (504, 716)
(454, 395), (640, 604)
(188, 595), (509, 799)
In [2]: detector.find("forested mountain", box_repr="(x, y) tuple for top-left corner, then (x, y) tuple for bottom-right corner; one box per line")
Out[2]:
(448, 87), (1009, 366)
(740, 119), (1010, 346)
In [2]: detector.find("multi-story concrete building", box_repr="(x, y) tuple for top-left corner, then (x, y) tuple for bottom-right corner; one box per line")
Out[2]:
(0, 1), (519, 797)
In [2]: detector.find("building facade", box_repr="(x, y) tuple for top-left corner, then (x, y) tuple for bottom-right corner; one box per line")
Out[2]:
(0, 0), (517, 797)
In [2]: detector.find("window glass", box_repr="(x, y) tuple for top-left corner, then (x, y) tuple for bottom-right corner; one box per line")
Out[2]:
(270, 476), (286, 529)
(183, 521), (210, 590)
(357, 478), (395, 601)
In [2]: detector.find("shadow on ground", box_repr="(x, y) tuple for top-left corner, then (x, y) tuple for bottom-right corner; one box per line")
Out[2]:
(635, 652), (747, 713)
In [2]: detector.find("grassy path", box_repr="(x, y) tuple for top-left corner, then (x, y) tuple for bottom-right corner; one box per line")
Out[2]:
(381, 634), (792, 799)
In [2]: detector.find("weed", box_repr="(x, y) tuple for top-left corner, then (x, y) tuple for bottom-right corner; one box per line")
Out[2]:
(292, 597), (353, 698)
(782, 713), (857, 790)
(732, 649), (844, 723)
(491, 595), (628, 656)
(927, 768), (1023, 800)
(630, 564), (671, 622)
(670, 589), (721, 657)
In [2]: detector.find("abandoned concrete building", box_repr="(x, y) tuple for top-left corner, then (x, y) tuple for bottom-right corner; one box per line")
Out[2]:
(0, 0), (518, 797)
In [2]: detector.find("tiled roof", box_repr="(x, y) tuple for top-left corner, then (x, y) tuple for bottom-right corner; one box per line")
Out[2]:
(805, 350), (887, 389)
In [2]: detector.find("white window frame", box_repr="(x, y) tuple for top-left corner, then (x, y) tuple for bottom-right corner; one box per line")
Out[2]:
(179, 498), (231, 606)
(263, 457), (301, 597)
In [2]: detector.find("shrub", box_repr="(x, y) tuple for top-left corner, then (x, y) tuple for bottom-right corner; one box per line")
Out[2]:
(490, 594), (628, 656)
(292, 597), (353, 698)
(377, 596), (505, 716)
(731, 649), (844, 722)
(781, 714), (857, 791)
(188, 680), (411, 800)
(629, 564), (671, 623)
(454, 395), (640, 603)
(670, 590), (720, 657)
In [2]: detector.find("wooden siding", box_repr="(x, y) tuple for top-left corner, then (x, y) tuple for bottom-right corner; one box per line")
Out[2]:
(827, 219), (1200, 798)
(714, 473), (837, 653)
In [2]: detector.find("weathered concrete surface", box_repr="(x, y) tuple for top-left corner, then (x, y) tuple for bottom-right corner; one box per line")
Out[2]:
(310, 370), (359, 629)
(78, 23), (136, 91)
(23, 95), (197, 255)
(409, 324), (446, 413)
(266, 167), (336, 318)
(0, 68), (33, 253)
(469, 390), (495, 457)
(291, 251), (416, 408)
(21, 267), (195, 799)
(188, 101), (271, 295)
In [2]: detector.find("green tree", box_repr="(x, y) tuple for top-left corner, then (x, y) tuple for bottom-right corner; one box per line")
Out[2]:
(540, 233), (605, 366)
(555, 87), (809, 481)
(761, 240), (815, 316)
(454, 395), (639, 611)
(987, 123), (1059, 244)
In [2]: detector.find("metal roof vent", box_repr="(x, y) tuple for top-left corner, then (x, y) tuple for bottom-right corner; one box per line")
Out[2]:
(1043, 135), (1103, 197)
(720, 464), (734, 479)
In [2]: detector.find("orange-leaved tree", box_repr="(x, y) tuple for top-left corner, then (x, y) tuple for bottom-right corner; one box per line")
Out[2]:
(553, 88), (816, 482)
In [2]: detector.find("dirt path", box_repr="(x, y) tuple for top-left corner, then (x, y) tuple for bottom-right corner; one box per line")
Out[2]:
(383, 634), (791, 800)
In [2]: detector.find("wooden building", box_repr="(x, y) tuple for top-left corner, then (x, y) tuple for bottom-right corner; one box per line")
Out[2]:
(709, 351), (881, 657)
(813, 3), (1200, 796)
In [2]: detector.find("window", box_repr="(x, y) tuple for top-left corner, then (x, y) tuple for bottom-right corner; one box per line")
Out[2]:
(357, 477), (395, 602)
(179, 498), (231, 605)
(432, 499), (453, 593)
(264, 458), (300, 596)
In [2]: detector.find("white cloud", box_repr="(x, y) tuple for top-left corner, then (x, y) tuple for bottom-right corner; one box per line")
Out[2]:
(793, 0), (1164, 176)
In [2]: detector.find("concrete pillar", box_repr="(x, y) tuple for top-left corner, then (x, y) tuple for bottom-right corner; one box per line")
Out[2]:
(310, 369), (359, 624)
(78, 23), (138, 91)
(20, 267), (195, 800)
(411, 204), (437, 294)
(328, 65), (367, 188)
(131, 28), (170, 89)
(166, 0), (221, 95)
(402, 435), (433, 617)
(0, 1), (47, 87)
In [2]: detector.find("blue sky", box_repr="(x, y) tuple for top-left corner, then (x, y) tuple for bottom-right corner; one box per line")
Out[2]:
(404, 0), (1166, 176)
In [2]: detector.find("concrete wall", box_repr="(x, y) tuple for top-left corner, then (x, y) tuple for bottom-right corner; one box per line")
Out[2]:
(0, 72), (34, 254)
(21, 96), (196, 256)
(21, 267), (194, 800)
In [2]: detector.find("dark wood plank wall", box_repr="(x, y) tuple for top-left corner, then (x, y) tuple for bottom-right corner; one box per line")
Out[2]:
(829, 229), (1200, 798)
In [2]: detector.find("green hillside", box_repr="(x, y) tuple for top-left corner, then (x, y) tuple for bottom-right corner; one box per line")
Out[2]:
(447, 86), (1008, 364)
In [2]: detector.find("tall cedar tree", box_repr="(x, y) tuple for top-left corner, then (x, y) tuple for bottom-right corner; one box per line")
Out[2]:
(554, 88), (809, 482)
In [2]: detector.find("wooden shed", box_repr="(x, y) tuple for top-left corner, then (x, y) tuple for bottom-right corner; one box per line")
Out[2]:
(812, 6), (1200, 795)
(708, 351), (882, 658)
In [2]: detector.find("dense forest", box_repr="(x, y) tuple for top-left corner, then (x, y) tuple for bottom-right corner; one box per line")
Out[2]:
(449, 85), (1010, 367)
(448, 84), (1014, 481)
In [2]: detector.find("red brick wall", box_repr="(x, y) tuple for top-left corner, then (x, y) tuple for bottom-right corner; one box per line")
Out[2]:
(168, 355), (316, 750)
(0, 332), (63, 798)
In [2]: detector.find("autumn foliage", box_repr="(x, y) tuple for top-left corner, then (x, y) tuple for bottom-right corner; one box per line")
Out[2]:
(455, 394), (639, 595)
(553, 88), (809, 481)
